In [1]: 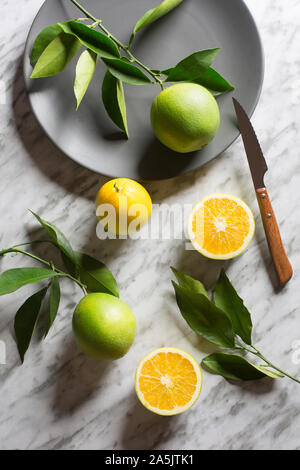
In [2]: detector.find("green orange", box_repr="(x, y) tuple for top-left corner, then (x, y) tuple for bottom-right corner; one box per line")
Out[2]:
(72, 293), (136, 360)
(150, 83), (220, 153)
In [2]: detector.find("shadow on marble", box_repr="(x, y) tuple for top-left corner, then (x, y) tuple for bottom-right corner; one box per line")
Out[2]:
(79, 219), (128, 260)
(226, 376), (276, 394)
(173, 243), (228, 290)
(255, 235), (282, 291)
(12, 57), (107, 202)
(142, 169), (199, 203)
(54, 336), (110, 415)
(120, 394), (180, 450)
(138, 137), (198, 181)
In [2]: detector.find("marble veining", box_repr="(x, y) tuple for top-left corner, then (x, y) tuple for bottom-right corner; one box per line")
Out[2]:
(0, 0), (300, 450)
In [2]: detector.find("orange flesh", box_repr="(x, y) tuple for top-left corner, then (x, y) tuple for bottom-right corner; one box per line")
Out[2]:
(138, 351), (198, 411)
(192, 198), (250, 255)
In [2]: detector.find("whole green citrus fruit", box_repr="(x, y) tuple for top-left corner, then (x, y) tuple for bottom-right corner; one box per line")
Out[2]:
(72, 293), (136, 360)
(150, 83), (220, 153)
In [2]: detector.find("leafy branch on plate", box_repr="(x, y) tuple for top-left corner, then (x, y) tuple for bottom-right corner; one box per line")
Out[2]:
(29, 0), (234, 138)
(0, 211), (119, 363)
(171, 267), (300, 384)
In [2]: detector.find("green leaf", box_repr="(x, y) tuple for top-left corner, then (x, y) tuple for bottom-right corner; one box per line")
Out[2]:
(102, 58), (152, 85)
(30, 211), (78, 268)
(74, 49), (97, 109)
(193, 67), (234, 95)
(63, 252), (119, 297)
(45, 276), (61, 336)
(0, 268), (58, 296)
(77, 253), (119, 297)
(30, 33), (81, 78)
(172, 282), (235, 348)
(14, 287), (48, 363)
(59, 21), (120, 59)
(102, 70), (129, 137)
(132, 0), (183, 35)
(213, 269), (252, 345)
(30, 23), (63, 65)
(202, 353), (281, 381)
(171, 267), (208, 298)
(163, 48), (220, 82)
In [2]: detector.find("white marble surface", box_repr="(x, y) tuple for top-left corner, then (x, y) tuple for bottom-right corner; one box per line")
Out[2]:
(1, 0), (300, 450)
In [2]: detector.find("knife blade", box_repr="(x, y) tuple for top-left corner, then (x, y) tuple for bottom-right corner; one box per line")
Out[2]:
(233, 97), (293, 287)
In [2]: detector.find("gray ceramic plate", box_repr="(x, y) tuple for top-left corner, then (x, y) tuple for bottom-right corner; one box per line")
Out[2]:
(24, 0), (264, 180)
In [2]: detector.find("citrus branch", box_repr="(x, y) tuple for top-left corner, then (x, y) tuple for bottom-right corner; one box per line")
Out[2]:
(0, 245), (87, 295)
(69, 0), (164, 89)
(236, 341), (300, 384)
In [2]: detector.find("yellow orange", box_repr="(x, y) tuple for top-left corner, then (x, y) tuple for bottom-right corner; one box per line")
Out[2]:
(188, 193), (255, 260)
(95, 178), (152, 235)
(135, 347), (202, 416)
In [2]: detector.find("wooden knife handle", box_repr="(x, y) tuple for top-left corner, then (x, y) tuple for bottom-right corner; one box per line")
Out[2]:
(256, 188), (293, 286)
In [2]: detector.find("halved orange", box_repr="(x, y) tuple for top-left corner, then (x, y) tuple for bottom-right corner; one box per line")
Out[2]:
(188, 194), (255, 260)
(135, 347), (202, 416)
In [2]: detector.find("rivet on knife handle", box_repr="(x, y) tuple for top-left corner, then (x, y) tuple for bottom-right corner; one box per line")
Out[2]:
(256, 188), (293, 286)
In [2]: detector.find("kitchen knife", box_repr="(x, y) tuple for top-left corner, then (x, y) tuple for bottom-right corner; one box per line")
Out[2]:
(232, 97), (293, 286)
